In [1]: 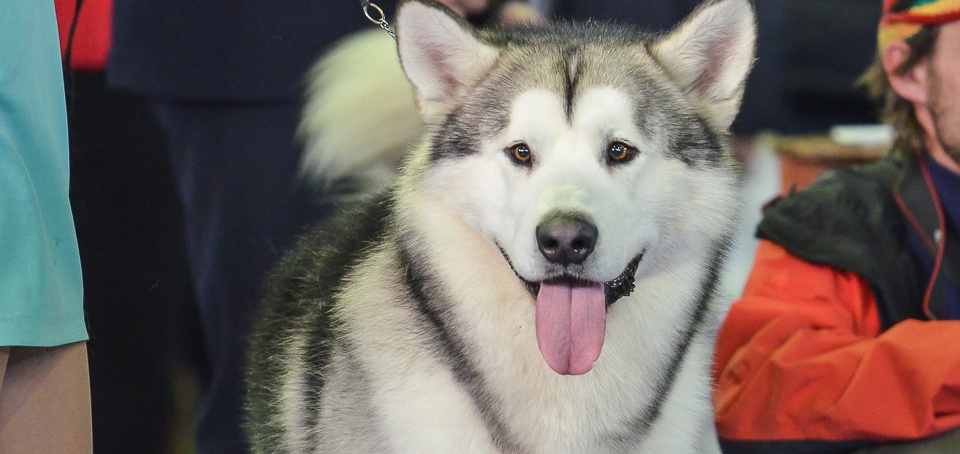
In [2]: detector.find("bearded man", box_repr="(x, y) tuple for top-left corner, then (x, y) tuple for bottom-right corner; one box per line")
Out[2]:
(713, 1), (960, 452)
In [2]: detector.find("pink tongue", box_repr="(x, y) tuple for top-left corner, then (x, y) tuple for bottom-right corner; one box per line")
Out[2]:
(535, 281), (606, 375)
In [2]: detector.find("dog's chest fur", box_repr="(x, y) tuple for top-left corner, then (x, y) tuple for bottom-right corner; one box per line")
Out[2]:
(296, 190), (719, 453)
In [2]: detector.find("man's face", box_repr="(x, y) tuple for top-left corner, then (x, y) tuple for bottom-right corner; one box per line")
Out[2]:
(926, 21), (960, 164)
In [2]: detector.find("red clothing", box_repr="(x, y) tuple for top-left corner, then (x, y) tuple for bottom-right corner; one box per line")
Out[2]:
(55, 0), (112, 71)
(714, 240), (960, 443)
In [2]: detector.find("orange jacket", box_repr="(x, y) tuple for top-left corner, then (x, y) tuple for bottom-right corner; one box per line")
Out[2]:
(714, 240), (960, 447)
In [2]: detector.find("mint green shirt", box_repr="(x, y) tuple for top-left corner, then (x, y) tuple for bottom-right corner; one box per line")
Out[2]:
(0, 0), (87, 346)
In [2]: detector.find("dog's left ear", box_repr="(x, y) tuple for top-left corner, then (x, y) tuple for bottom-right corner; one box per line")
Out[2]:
(651, 0), (756, 131)
(396, 0), (500, 123)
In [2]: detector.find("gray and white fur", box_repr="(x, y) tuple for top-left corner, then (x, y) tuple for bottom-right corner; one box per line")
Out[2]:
(246, 0), (755, 452)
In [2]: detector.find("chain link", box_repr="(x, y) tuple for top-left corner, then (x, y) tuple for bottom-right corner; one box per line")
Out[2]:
(360, 1), (397, 40)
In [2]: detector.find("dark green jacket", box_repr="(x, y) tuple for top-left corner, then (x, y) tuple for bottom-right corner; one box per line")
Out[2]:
(757, 151), (929, 329)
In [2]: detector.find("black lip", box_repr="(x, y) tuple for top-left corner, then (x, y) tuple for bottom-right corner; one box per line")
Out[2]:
(502, 252), (643, 306)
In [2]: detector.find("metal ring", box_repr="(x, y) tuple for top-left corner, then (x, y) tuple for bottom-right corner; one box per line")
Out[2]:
(363, 3), (386, 25)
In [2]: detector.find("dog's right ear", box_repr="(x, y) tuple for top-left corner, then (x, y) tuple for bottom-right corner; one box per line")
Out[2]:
(651, 0), (756, 131)
(396, 0), (500, 123)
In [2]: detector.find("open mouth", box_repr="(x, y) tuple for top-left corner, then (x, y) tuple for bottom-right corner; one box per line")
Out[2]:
(500, 250), (643, 376)
(506, 254), (643, 307)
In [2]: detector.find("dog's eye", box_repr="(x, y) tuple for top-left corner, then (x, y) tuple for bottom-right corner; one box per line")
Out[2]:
(508, 143), (533, 166)
(607, 142), (637, 164)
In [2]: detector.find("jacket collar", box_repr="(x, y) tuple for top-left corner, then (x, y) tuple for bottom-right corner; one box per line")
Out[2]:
(892, 150), (951, 319)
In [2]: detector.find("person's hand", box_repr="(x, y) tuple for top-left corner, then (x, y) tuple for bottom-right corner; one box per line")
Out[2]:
(437, 0), (490, 17)
(498, 1), (543, 26)
(437, 0), (544, 27)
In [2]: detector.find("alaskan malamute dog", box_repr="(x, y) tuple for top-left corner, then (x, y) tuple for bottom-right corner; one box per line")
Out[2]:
(246, 0), (755, 452)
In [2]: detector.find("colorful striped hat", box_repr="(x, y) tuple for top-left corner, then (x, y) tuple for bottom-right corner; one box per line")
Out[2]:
(879, 0), (960, 50)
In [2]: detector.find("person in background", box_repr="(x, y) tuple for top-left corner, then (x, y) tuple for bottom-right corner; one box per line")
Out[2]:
(55, 0), (197, 452)
(107, 1), (510, 451)
(0, 0), (92, 451)
(713, 0), (960, 452)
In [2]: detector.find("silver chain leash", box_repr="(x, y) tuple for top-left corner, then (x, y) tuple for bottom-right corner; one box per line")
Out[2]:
(360, 1), (397, 40)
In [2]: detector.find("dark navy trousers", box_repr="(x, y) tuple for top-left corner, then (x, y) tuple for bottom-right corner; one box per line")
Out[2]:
(152, 99), (326, 453)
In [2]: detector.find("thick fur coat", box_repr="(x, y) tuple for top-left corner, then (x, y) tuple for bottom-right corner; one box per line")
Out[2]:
(246, 1), (756, 452)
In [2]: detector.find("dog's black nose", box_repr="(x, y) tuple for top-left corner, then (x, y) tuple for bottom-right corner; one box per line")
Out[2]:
(536, 214), (598, 265)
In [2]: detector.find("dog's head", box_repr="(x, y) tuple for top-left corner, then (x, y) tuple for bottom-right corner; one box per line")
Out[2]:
(395, 0), (755, 375)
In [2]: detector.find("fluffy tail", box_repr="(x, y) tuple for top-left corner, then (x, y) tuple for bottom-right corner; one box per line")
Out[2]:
(298, 29), (423, 201)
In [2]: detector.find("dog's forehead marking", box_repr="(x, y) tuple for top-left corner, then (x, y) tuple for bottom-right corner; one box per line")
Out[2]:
(492, 42), (669, 130)
(507, 87), (640, 152)
(509, 89), (565, 136)
(571, 87), (638, 136)
(563, 46), (581, 119)
(492, 44), (729, 169)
